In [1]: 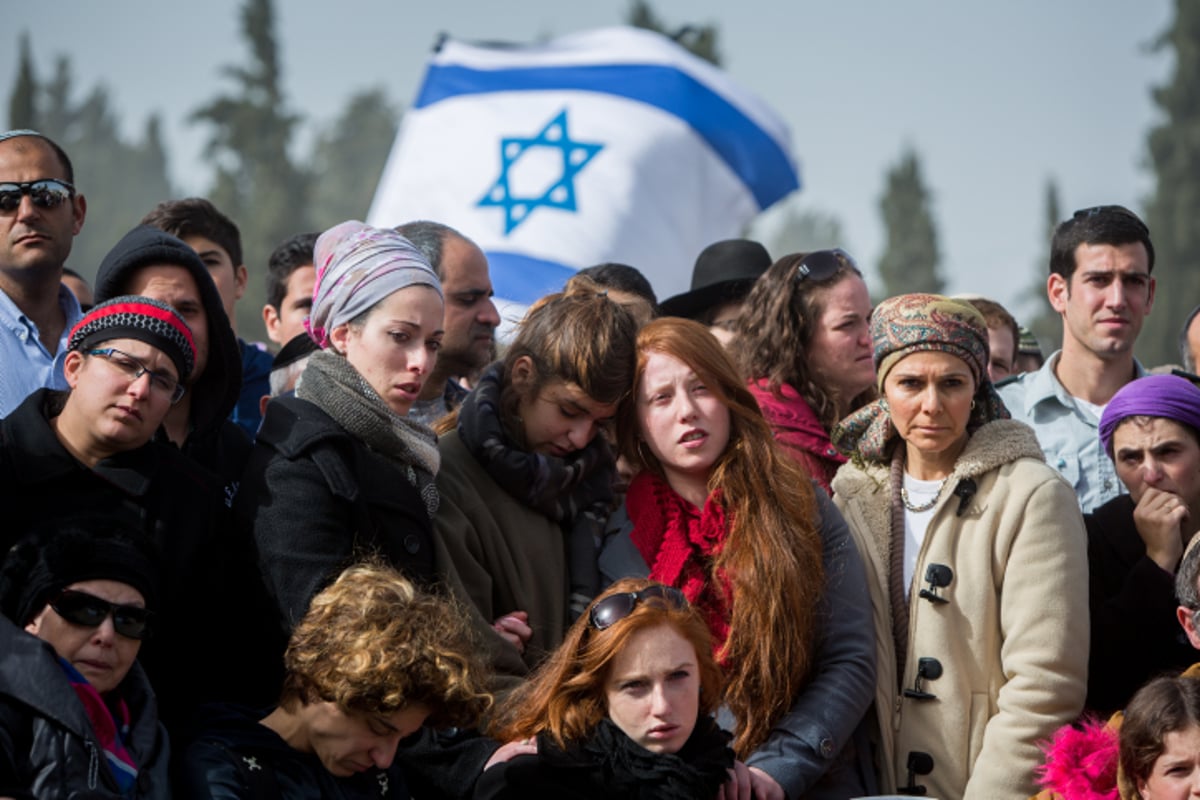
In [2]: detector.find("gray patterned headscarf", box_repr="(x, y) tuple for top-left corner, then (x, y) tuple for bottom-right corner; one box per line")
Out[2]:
(305, 220), (442, 348)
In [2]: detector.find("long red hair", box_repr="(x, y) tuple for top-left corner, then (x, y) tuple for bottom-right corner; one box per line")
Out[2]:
(617, 317), (825, 756)
(488, 578), (723, 749)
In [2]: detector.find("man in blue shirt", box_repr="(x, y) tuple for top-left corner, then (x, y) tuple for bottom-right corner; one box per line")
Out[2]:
(0, 130), (86, 416)
(998, 205), (1155, 512)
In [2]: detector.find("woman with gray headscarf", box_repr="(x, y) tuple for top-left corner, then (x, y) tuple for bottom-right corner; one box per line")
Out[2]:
(233, 221), (445, 673)
(829, 293), (1088, 799)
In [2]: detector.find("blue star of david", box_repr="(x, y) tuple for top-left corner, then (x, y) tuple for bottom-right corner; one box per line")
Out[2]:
(478, 109), (603, 235)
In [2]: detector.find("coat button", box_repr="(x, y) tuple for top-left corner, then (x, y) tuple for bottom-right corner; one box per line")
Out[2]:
(403, 535), (421, 554)
(819, 737), (835, 758)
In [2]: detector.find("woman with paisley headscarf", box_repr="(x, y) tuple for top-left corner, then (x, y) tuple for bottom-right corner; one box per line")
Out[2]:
(234, 221), (444, 661)
(831, 293), (1089, 799)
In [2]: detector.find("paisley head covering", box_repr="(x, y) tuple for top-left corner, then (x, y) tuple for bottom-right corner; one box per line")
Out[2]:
(832, 293), (1009, 462)
(305, 221), (441, 348)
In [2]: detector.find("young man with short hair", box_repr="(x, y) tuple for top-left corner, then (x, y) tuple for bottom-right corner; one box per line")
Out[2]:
(998, 204), (1155, 512)
(140, 198), (272, 434)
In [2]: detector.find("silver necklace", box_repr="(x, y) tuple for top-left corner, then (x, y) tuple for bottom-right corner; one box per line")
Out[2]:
(901, 479), (946, 513)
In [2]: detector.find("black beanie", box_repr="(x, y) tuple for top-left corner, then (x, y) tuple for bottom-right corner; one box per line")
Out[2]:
(67, 295), (196, 382)
(0, 523), (160, 627)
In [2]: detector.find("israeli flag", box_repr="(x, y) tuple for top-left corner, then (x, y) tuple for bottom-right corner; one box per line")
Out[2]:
(368, 26), (800, 313)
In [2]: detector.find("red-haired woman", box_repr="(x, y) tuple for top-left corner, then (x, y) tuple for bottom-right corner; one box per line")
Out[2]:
(477, 578), (734, 799)
(601, 317), (876, 800)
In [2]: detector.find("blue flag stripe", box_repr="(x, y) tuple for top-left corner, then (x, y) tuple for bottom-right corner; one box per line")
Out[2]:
(415, 63), (800, 209)
(484, 250), (579, 305)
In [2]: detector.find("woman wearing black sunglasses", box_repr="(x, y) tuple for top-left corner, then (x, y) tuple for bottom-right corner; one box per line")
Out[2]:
(601, 317), (876, 800)
(737, 250), (875, 492)
(477, 578), (734, 799)
(0, 525), (169, 799)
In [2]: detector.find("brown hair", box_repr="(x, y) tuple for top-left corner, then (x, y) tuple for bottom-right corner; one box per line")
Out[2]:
(280, 562), (492, 728)
(737, 252), (872, 429)
(488, 577), (722, 749)
(433, 279), (637, 439)
(1120, 674), (1200, 791)
(618, 317), (825, 756)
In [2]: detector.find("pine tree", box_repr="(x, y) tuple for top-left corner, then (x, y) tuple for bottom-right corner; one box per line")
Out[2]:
(1141, 0), (1200, 366)
(191, 0), (310, 333)
(627, 0), (721, 65)
(1021, 178), (1063, 354)
(8, 32), (37, 129)
(309, 88), (399, 229)
(877, 148), (942, 297)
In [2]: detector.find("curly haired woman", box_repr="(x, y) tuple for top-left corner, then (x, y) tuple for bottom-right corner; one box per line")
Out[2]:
(180, 563), (492, 800)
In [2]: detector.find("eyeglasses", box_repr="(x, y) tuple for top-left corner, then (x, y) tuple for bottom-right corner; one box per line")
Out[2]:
(88, 348), (185, 404)
(794, 249), (855, 283)
(589, 585), (688, 630)
(0, 179), (75, 213)
(50, 589), (154, 640)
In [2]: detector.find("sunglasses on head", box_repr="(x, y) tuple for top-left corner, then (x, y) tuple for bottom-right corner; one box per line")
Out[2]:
(588, 585), (688, 631)
(50, 589), (154, 640)
(0, 179), (76, 213)
(794, 249), (855, 284)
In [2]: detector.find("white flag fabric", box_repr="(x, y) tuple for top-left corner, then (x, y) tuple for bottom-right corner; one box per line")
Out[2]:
(367, 26), (800, 309)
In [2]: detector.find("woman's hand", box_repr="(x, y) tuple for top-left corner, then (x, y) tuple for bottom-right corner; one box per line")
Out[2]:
(1133, 486), (1190, 573)
(483, 737), (538, 771)
(492, 610), (532, 653)
(717, 760), (752, 800)
(747, 766), (784, 800)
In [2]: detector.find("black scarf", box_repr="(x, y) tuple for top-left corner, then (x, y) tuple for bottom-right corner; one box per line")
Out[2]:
(457, 363), (615, 618)
(540, 717), (734, 800)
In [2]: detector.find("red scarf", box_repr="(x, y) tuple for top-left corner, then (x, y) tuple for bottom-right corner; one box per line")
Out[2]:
(626, 471), (733, 661)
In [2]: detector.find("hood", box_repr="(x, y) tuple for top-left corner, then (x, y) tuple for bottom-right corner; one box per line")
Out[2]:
(94, 225), (242, 434)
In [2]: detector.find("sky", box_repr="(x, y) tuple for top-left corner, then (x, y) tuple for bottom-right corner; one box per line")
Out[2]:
(2, 1), (1175, 321)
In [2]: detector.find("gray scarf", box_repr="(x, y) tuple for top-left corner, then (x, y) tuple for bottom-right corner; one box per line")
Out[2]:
(298, 350), (440, 517)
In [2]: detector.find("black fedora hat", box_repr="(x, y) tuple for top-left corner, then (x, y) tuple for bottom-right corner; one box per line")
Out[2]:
(659, 239), (772, 320)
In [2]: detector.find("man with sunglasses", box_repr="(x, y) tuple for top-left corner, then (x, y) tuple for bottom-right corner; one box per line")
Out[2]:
(0, 524), (169, 798)
(0, 129), (87, 418)
(998, 204), (1156, 512)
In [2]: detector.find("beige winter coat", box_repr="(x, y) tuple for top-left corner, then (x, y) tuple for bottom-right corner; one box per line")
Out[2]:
(832, 420), (1088, 799)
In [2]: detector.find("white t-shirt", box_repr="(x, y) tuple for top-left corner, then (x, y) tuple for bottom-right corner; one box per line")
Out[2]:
(903, 473), (944, 597)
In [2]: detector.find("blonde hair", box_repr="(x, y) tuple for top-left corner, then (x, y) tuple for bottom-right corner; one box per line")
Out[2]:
(281, 562), (492, 727)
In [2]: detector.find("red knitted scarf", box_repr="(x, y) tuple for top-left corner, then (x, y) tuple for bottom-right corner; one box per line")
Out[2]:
(626, 471), (733, 660)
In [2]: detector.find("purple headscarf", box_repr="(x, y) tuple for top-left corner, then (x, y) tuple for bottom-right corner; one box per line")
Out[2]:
(305, 221), (442, 348)
(1099, 374), (1200, 455)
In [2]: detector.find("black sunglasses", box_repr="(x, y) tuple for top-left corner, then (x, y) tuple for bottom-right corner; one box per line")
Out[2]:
(589, 585), (688, 631)
(795, 249), (855, 283)
(50, 589), (154, 640)
(0, 179), (76, 213)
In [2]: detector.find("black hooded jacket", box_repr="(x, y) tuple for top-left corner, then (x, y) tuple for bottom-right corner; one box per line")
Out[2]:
(94, 224), (251, 500)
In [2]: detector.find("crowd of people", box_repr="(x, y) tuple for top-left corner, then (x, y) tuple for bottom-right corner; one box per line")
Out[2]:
(4, 125), (1200, 800)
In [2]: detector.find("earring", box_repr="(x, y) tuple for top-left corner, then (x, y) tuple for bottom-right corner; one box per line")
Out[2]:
(970, 399), (977, 410)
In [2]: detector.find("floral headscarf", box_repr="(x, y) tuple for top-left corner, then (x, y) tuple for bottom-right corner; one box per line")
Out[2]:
(832, 293), (1009, 463)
